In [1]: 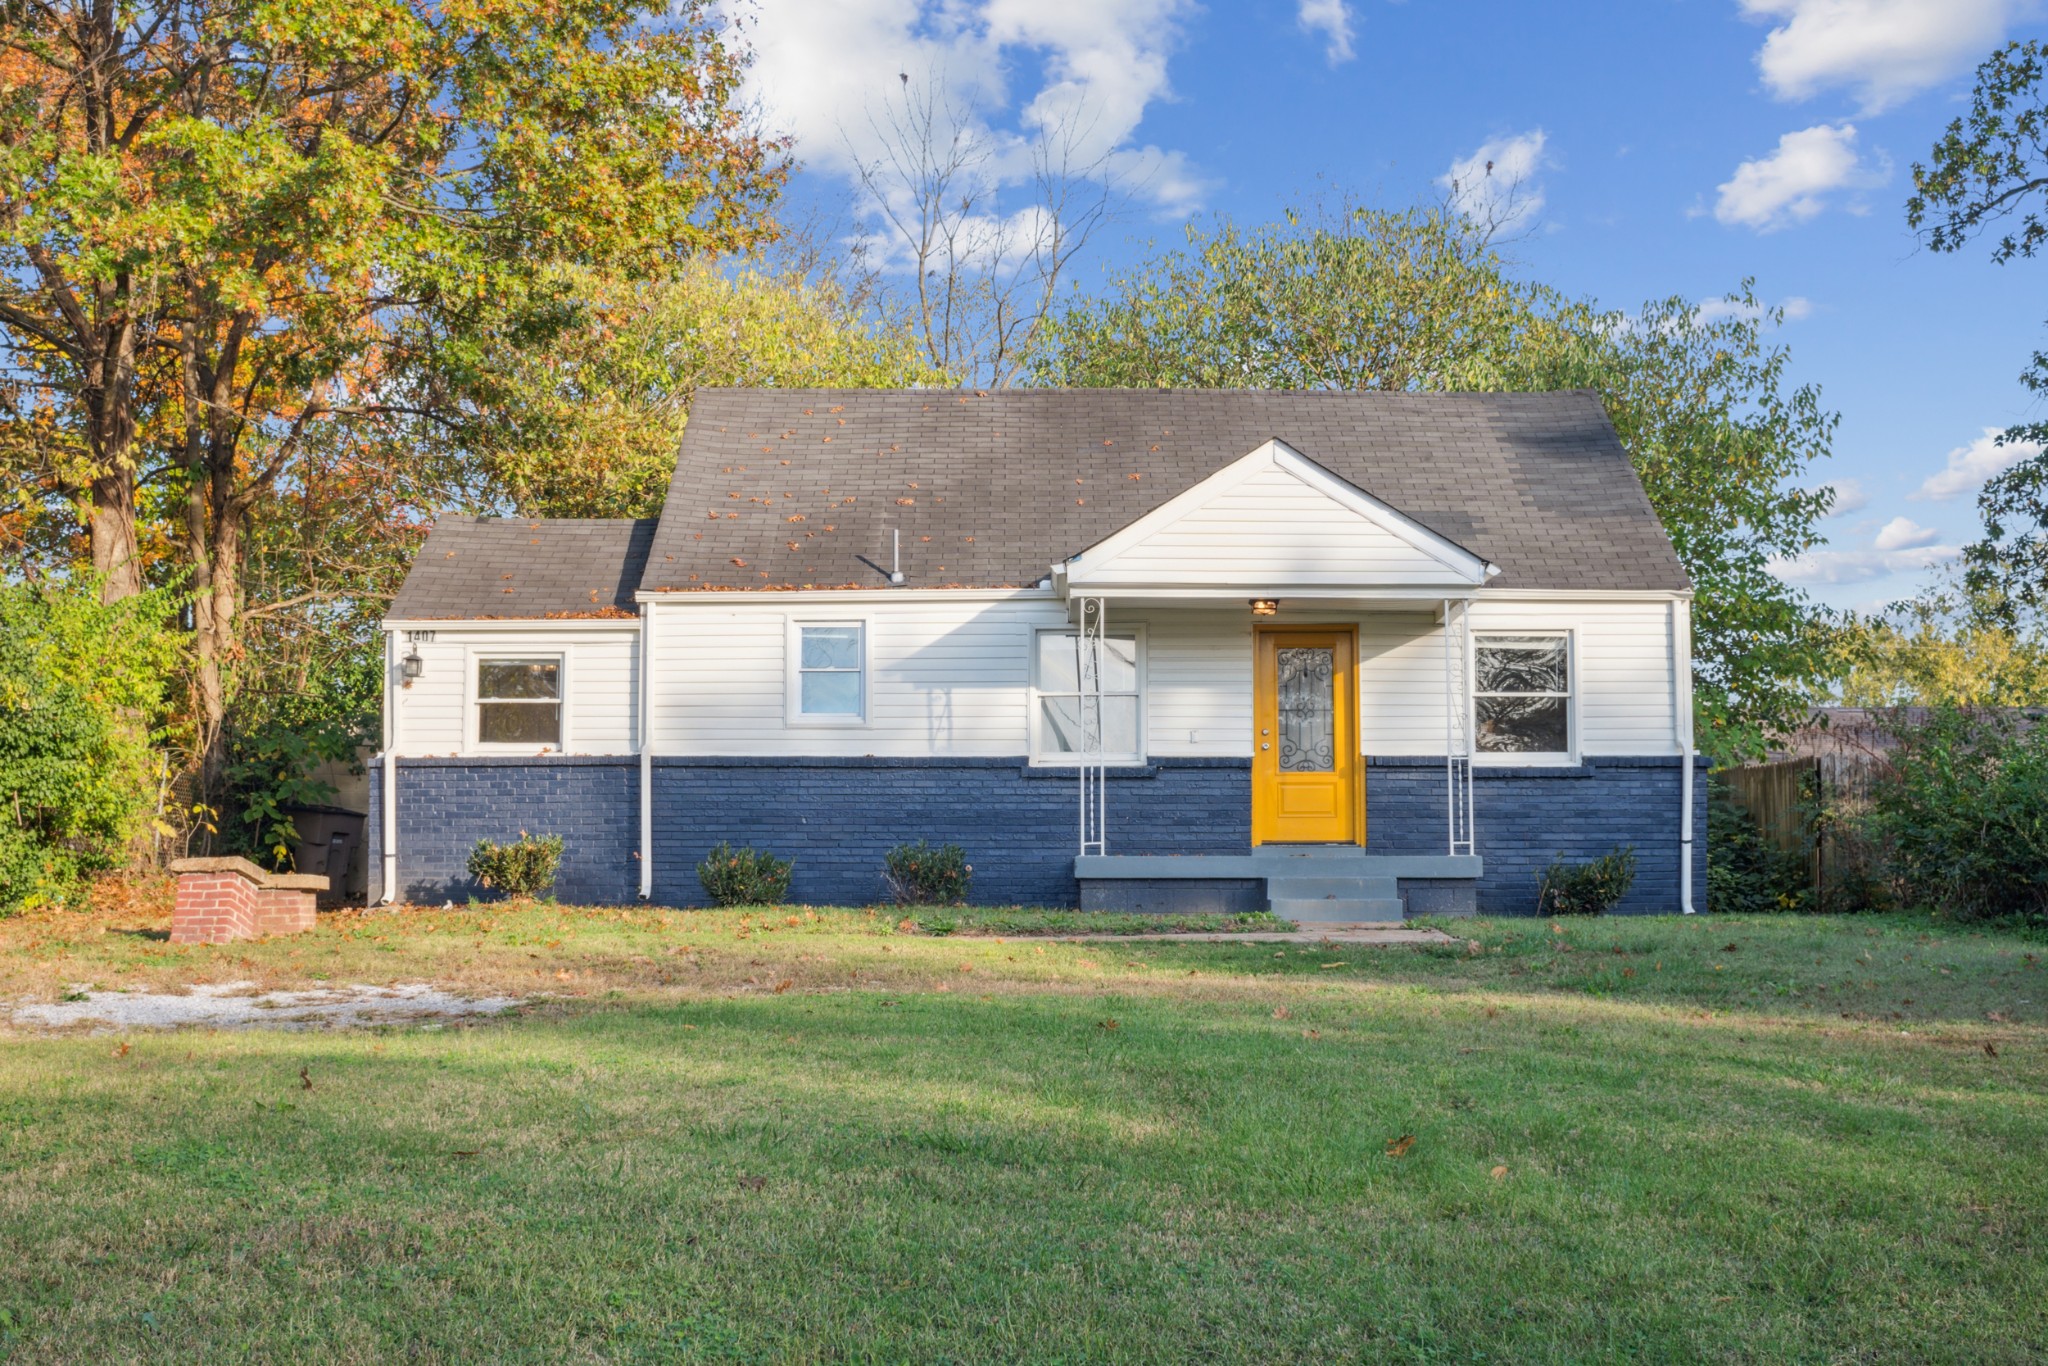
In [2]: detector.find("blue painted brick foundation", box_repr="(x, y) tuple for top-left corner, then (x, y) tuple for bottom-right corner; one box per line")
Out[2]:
(370, 752), (1706, 914)
(1366, 757), (1708, 915)
(653, 757), (1247, 907)
(369, 757), (640, 906)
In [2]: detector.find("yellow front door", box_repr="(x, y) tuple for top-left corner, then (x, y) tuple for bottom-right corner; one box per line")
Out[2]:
(1253, 627), (1362, 845)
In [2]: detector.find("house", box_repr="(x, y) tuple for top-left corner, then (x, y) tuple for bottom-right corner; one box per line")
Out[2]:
(369, 389), (1705, 918)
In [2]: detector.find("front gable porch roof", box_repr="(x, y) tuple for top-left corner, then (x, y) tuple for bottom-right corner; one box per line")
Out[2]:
(1062, 438), (1496, 595)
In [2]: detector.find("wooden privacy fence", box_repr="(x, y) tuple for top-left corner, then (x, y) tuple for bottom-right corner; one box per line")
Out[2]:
(1722, 752), (1889, 908)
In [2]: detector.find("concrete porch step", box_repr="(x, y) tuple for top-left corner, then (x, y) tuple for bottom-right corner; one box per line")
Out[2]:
(1263, 876), (1398, 901)
(1271, 897), (1406, 923)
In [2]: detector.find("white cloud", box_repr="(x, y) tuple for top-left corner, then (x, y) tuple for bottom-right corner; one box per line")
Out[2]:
(1297, 0), (1356, 64)
(1438, 130), (1550, 236)
(1695, 293), (1815, 324)
(737, 0), (1206, 214)
(1872, 515), (1941, 551)
(1738, 0), (2019, 114)
(1913, 426), (2044, 501)
(1713, 123), (1885, 231)
(1769, 543), (1960, 585)
(1816, 477), (1868, 516)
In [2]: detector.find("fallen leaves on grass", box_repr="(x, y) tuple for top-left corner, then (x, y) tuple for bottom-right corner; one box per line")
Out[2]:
(737, 1175), (767, 1192)
(1491, 1165), (1508, 1181)
(1386, 1135), (1416, 1158)
(773, 979), (793, 994)
(1985, 1042), (1999, 1058)
(299, 1067), (313, 1090)
(1096, 1018), (1120, 1031)
(1319, 962), (1346, 970)
(111, 1042), (129, 1058)
(1272, 1006), (1292, 1020)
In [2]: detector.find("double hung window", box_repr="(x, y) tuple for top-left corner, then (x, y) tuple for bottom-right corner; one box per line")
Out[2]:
(1033, 630), (1143, 763)
(476, 658), (562, 746)
(1473, 634), (1571, 756)
(793, 623), (866, 721)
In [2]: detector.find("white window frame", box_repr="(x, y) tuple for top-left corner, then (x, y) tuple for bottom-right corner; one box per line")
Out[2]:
(1470, 629), (1577, 766)
(467, 649), (570, 754)
(786, 618), (870, 727)
(1029, 625), (1147, 767)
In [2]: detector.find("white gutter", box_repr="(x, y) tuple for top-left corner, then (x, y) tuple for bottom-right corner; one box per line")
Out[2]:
(1672, 600), (1696, 914)
(638, 599), (654, 901)
(380, 628), (398, 905)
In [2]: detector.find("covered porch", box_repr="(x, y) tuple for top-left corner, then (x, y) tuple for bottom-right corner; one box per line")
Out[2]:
(1049, 437), (1498, 919)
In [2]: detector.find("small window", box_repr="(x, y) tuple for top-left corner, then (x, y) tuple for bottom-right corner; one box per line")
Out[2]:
(1474, 634), (1570, 756)
(795, 623), (865, 720)
(477, 658), (561, 746)
(1034, 631), (1142, 763)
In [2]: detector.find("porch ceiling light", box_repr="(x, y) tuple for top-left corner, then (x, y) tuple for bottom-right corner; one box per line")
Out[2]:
(1249, 598), (1279, 616)
(401, 647), (425, 682)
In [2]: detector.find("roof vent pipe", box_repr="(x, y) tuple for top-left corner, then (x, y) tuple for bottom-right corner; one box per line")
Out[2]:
(890, 528), (905, 585)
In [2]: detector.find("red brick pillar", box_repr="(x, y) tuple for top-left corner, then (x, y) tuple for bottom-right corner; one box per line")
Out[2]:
(169, 858), (328, 944)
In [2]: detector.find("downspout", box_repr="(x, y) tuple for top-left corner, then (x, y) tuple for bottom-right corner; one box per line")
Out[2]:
(638, 599), (654, 901)
(1673, 600), (1696, 914)
(381, 628), (398, 905)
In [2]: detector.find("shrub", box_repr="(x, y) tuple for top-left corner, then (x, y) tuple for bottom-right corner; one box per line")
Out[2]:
(0, 576), (181, 911)
(1535, 845), (1638, 916)
(466, 832), (564, 899)
(883, 841), (972, 905)
(1861, 706), (2048, 922)
(698, 842), (793, 906)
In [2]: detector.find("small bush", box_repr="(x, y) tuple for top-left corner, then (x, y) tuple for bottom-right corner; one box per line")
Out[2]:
(1861, 706), (2048, 922)
(883, 841), (972, 905)
(698, 842), (793, 906)
(1536, 845), (1638, 916)
(466, 832), (564, 899)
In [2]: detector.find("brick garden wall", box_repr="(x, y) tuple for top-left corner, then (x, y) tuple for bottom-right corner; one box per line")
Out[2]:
(369, 753), (1706, 914)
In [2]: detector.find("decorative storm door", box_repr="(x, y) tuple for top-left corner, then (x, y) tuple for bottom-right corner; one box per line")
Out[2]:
(1253, 627), (1362, 844)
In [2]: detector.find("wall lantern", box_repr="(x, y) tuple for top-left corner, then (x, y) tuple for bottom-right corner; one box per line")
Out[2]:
(401, 647), (425, 682)
(1249, 599), (1280, 616)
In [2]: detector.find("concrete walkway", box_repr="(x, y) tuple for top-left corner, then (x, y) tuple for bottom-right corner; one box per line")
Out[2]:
(1060, 924), (1462, 945)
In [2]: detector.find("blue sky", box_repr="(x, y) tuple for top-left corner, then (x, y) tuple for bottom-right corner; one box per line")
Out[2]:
(739, 0), (2048, 612)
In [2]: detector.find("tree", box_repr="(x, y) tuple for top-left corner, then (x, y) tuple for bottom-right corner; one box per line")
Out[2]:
(462, 260), (948, 520)
(1834, 576), (2048, 708)
(1037, 205), (1838, 759)
(1908, 38), (2048, 616)
(0, 0), (788, 803)
(849, 72), (1122, 389)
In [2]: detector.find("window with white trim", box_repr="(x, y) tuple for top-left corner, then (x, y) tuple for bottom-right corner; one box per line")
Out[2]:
(476, 657), (562, 746)
(793, 622), (865, 721)
(1032, 630), (1143, 763)
(1473, 634), (1570, 756)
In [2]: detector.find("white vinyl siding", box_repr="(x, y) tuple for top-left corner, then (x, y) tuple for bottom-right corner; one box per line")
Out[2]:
(387, 627), (639, 756)
(388, 595), (1682, 762)
(1073, 463), (1476, 589)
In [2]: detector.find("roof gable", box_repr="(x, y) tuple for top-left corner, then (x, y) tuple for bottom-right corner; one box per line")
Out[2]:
(1066, 439), (1493, 591)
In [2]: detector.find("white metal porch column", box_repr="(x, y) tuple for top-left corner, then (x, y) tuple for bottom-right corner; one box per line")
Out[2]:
(1077, 594), (1107, 856)
(1442, 598), (1475, 857)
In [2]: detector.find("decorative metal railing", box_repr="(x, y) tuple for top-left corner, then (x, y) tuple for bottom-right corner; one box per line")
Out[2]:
(1443, 598), (1475, 857)
(1077, 594), (1107, 857)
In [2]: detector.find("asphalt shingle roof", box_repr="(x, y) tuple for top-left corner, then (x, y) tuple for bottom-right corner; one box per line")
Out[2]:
(642, 388), (1688, 594)
(388, 391), (1689, 618)
(387, 517), (656, 620)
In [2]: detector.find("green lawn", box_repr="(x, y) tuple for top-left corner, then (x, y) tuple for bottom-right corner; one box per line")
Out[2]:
(2, 903), (2044, 1362)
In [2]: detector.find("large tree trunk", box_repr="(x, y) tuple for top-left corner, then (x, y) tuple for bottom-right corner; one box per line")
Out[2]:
(89, 465), (142, 601)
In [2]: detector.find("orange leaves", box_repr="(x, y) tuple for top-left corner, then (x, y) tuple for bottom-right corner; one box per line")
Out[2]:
(1385, 1134), (1415, 1158)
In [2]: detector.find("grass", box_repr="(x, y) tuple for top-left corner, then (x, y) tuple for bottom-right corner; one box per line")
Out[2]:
(1, 893), (2045, 1362)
